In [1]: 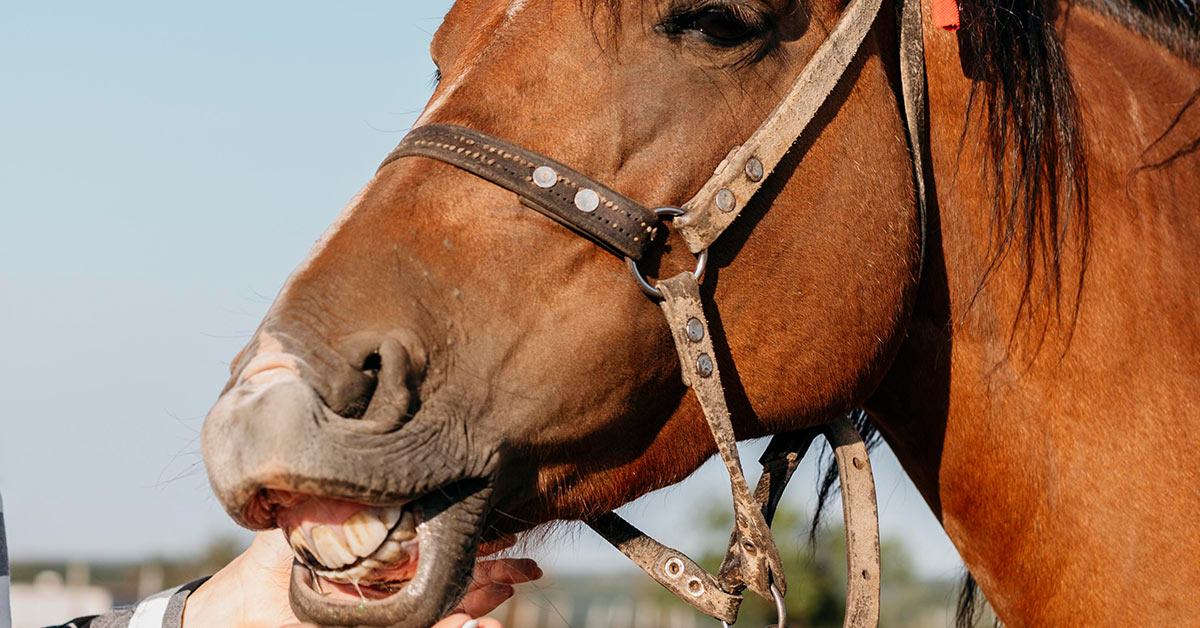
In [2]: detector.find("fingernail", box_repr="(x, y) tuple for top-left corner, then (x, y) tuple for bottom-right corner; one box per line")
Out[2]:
(461, 620), (480, 628)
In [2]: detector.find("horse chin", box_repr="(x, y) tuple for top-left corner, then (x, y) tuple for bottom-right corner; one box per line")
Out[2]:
(286, 480), (491, 628)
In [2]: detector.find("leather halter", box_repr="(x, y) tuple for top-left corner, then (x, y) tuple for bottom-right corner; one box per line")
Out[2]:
(380, 0), (930, 623)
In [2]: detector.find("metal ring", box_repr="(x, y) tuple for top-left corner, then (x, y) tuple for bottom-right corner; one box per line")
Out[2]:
(626, 207), (709, 299)
(770, 581), (787, 628)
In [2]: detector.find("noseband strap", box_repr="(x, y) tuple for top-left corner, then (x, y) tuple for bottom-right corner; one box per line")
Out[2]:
(379, 124), (658, 261)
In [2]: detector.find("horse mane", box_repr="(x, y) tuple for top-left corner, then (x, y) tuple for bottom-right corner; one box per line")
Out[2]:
(958, 0), (1188, 344)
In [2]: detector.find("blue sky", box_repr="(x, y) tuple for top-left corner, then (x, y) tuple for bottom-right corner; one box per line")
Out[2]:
(0, 1), (961, 581)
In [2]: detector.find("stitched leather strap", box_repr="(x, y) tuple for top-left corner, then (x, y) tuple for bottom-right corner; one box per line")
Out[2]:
(380, 124), (658, 261)
(675, 0), (887, 253)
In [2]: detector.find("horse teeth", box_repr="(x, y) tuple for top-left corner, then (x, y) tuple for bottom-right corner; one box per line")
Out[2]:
(395, 510), (417, 540)
(381, 507), (402, 529)
(311, 525), (357, 568)
(344, 511), (388, 557)
(288, 528), (314, 561)
(375, 538), (406, 562)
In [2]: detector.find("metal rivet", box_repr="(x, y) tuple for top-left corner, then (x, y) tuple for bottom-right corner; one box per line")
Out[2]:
(574, 188), (600, 213)
(745, 157), (764, 182)
(696, 354), (714, 378)
(532, 166), (558, 188)
(716, 188), (736, 213)
(685, 318), (704, 343)
(664, 557), (684, 579)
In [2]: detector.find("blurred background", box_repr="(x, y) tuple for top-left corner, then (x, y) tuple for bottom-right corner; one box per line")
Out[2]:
(0, 2), (977, 626)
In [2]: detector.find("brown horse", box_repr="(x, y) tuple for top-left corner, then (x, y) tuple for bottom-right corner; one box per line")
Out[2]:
(200, 0), (1200, 625)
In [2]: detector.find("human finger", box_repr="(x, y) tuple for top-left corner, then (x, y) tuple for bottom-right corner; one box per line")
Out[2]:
(432, 614), (503, 628)
(458, 583), (515, 617)
(471, 558), (542, 587)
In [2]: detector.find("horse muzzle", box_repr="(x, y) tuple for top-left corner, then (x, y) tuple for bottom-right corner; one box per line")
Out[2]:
(201, 357), (496, 628)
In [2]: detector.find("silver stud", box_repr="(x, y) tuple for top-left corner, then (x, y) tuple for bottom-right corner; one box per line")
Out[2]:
(716, 188), (736, 213)
(696, 354), (714, 378)
(745, 157), (764, 182)
(574, 189), (600, 213)
(685, 318), (704, 343)
(532, 166), (558, 188)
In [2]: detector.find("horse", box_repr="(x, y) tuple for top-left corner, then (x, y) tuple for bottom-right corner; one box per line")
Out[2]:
(199, 0), (1200, 625)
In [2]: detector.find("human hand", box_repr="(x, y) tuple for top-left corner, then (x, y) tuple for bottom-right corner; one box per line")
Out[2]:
(182, 530), (540, 628)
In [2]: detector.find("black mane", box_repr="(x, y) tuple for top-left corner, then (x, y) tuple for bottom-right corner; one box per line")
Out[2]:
(958, 0), (1191, 343)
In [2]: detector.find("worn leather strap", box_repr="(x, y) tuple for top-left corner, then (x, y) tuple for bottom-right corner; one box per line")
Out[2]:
(745, 429), (822, 530)
(899, 0), (930, 276)
(825, 420), (881, 628)
(586, 512), (743, 624)
(380, 124), (658, 260)
(675, 0), (887, 253)
(657, 273), (787, 604)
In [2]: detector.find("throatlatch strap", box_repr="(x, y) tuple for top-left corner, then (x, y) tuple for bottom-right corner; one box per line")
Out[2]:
(380, 124), (658, 260)
(675, 0), (886, 253)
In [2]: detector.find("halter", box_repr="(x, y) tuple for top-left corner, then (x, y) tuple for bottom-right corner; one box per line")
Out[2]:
(380, 0), (930, 623)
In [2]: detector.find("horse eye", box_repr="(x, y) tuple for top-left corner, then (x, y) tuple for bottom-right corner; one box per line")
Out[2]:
(681, 8), (759, 45)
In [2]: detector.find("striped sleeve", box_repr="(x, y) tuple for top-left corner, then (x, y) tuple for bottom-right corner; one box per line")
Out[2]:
(73, 577), (209, 628)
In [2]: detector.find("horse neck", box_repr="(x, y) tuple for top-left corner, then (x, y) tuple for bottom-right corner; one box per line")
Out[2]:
(866, 2), (1200, 624)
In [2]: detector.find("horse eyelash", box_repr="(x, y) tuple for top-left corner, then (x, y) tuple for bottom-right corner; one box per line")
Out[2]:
(657, 0), (778, 66)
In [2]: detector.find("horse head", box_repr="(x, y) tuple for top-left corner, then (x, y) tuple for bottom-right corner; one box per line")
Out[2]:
(201, 1), (923, 625)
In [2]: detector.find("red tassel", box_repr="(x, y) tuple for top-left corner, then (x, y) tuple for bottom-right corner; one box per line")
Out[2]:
(933, 0), (960, 31)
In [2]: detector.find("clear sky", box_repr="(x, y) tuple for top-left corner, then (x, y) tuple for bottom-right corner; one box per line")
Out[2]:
(0, 1), (963, 582)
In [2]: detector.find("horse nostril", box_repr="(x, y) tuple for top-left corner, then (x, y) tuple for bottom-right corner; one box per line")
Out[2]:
(361, 351), (382, 374)
(336, 340), (423, 429)
(403, 389), (422, 423)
